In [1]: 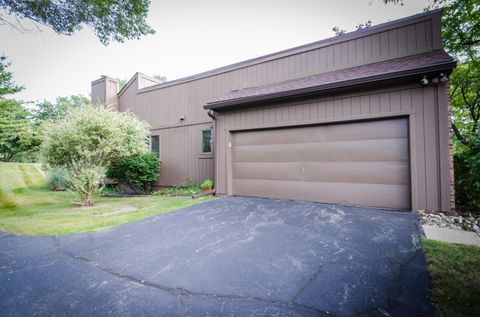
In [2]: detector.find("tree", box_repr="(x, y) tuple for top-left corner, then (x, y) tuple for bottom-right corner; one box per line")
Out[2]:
(0, 0), (155, 45)
(34, 94), (90, 122)
(41, 106), (150, 205)
(450, 62), (480, 142)
(0, 99), (41, 161)
(0, 55), (40, 161)
(116, 78), (128, 91)
(0, 55), (22, 97)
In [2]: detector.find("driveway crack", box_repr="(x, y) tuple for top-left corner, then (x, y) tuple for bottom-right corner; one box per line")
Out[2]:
(177, 295), (190, 317)
(291, 263), (323, 304)
(52, 236), (331, 316)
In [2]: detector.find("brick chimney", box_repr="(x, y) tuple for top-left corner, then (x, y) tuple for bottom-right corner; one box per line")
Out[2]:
(91, 76), (118, 110)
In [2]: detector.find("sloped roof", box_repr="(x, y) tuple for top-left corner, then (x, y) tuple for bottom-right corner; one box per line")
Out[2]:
(205, 50), (455, 110)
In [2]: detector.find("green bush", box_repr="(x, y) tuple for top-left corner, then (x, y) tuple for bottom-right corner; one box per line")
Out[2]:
(46, 168), (68, 191)
(41, 106), (150, 205)
(107, 152), (160, 193)
(454, 136), (480, 213)
(100, 185), (121, 196)
(200, 179), (213, 190)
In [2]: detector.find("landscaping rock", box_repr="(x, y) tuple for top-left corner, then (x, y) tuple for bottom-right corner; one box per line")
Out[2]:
(418, 210), (480, 236)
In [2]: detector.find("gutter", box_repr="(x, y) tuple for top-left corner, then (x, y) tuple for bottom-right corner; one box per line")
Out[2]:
(207, 110), (217, 192)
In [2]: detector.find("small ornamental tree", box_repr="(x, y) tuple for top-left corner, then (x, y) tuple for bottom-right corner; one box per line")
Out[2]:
(41, 105), (150, 206)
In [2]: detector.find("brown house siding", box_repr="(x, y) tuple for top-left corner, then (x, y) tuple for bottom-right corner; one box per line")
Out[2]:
(214, 83), (451, 212)
(91, 10), (453, 211)
(111, 11), (443, 187)
(151, 123), (214, 186)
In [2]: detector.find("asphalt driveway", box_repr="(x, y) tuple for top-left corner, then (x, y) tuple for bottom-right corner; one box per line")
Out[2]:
(0, 197), (434, 317)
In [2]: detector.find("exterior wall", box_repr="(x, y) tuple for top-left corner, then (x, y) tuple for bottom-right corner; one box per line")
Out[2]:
(151, 122), (214, 186)
(111, 10), (447, 190)
(214, 83), (452, 212)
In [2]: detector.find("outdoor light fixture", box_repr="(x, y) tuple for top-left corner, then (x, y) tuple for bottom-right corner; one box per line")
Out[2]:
(431, 77), (439, 84)
(439, 73), (448, 83)
(179, 115), (185, 121)
(420, 76), (429, 85)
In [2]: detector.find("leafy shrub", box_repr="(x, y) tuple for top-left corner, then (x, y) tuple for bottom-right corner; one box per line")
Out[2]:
(46, 168), (68, 191)
(68, 164), (105, 206)
(107, 152), (160, 193)
(100, 185), (121, 196)
(41, 106), (149, 206)
(454, 137), (480, 213)
(200, 179), (213, 190)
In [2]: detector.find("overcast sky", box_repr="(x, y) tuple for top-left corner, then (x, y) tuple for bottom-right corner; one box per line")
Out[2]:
(1, 0), (431, 103)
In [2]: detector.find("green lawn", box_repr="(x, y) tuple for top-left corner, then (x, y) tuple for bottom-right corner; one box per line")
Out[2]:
(423, 239), (480, 317)
(0, 162), (211, 235)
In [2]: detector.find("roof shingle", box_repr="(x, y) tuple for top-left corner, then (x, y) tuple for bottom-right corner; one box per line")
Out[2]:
(206, 50), (455, 109)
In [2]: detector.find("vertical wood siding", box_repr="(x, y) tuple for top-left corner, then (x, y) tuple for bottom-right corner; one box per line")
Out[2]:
(215, 84), (451, 212)
(119, 16), (439, 129)
(151, 123), (213, 186)
(113, 12), (444, 190)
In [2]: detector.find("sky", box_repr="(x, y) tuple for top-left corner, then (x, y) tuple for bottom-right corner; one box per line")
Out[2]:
(1, 0), (431, 103)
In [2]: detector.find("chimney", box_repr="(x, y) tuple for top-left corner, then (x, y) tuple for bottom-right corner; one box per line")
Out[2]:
(91, 76), (118, 110)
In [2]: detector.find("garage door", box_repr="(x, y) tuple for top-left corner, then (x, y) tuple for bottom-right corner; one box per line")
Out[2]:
(231, 118), (410, 209)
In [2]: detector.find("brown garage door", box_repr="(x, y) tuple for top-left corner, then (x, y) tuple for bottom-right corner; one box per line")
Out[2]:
(231, 118), (410, 209)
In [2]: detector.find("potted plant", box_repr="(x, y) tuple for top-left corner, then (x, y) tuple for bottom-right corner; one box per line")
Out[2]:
(200, 179), (213, 193)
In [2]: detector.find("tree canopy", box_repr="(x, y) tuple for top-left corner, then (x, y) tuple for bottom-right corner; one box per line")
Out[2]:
(34, 95), (90, 122)
(0, 55), (22, 97)
(0, 0), (155, 44)
(0, 99), (41, 161)
(0, 55), (41, 161)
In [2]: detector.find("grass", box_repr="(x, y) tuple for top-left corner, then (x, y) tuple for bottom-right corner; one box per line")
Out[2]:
(423, 239), (480, 317)
(0, 162), (212, 235)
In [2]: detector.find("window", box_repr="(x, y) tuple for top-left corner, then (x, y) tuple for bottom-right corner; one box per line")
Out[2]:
(202, 129), (212, 154)
(151, 135), (160, 159)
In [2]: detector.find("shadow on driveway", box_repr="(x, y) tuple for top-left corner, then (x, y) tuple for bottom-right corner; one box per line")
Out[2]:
(0, 197), (434, 316)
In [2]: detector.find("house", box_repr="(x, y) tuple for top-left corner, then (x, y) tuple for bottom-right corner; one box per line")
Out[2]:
(91, 9), (456, 212)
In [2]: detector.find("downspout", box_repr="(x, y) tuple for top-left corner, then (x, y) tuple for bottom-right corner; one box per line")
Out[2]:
(207, 110), (217, 194)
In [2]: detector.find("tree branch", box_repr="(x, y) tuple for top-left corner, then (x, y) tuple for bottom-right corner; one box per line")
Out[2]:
(452, 121), (470, 147)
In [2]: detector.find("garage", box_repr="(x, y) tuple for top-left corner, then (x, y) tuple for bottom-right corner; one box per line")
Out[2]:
(230, 118), (410, 209)
(205, 11), (455, 212)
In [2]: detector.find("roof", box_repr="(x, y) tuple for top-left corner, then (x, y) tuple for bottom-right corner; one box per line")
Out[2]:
(132, 9), (442, 95)
(205, 50), (456, 110)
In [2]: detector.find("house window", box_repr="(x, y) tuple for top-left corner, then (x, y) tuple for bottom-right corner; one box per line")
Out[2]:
(202, 129), (212, 154)
(151, 135), (160, 159)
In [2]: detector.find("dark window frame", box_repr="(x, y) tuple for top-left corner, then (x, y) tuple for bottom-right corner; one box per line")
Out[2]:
(151, 135), (160, 159)
(201, 129), (212, 154)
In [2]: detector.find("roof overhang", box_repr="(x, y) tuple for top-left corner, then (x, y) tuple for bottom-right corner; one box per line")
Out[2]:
(205, 50), (456, 111)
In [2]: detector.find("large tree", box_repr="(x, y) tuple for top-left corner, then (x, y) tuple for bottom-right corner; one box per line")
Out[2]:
(0, 55), (41, 161)
(0, 0), (155, 44)
(0, 55), (22, 96)
(0, 99), (41, 161)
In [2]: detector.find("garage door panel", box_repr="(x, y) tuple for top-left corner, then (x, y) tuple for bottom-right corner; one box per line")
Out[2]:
(233, 138), (409, 163)
(233, 179), (410, 210)
(231, 118), (410, 209)
(233, 162), (410, 185)
(234, 119), (408, 146)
